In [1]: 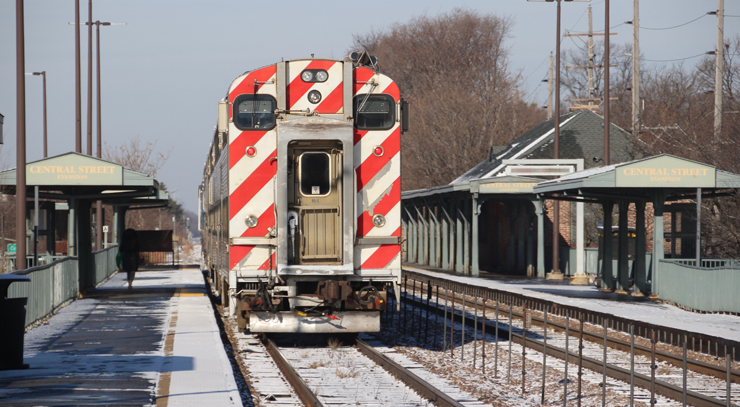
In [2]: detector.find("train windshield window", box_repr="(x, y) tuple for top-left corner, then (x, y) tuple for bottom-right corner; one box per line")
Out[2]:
(354, 94), (394, 130)
(233, 95), (277, 130)
(300, 152), (330, 196)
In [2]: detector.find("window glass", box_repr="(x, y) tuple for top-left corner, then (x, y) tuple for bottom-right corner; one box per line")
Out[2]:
(300, 153), (330, 196)
(233, 95), (276, 130)
(353, 94), (395, 130)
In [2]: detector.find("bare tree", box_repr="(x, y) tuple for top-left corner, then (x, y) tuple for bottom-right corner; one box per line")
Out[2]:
(353, 8), (545, 190)
(102, 136), (186, 238)
(103, 136), (172, 178)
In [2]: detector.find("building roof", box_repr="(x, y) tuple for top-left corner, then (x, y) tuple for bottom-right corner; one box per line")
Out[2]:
(452, 110), (635, 184)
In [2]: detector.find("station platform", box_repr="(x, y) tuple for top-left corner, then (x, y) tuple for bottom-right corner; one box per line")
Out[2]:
(403, 264), (740, 343)
(0, 267), (240, 406)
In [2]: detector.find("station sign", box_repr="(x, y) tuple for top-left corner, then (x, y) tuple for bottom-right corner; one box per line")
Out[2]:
(479, 181), (537, 194)
(615, 155), (715, 188)
(7, 243), (16, 253)
(26, 153), (123, 186)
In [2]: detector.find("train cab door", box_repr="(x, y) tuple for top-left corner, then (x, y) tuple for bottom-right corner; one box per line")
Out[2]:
(287, 141), (343, 265)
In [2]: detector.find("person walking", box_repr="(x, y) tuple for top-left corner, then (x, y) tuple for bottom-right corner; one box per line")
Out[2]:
(119, 228), (139, 290)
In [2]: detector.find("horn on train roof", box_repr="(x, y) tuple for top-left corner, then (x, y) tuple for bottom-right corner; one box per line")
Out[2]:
(348, 50), (378, 70)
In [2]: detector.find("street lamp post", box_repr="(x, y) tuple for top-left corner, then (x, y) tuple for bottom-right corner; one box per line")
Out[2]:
(91, 20), (125, 251)
(26, 71), (47, 158)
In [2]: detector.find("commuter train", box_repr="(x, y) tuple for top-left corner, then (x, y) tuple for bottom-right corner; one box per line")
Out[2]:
(199, 52), (407, 333)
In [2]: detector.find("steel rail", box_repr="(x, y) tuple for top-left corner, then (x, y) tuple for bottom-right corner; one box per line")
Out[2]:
(354, 338), (465, 407)
(401, 293), (739, 407)
(403, 277), (740, 384)
(260, 334), (324, 407)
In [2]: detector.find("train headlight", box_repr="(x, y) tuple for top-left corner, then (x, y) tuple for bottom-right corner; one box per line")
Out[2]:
(315, 70), (328, 82)
(245, 215), (259, 228)
(307, 90), (322, 104)
(301, 70), (314, 82)
(372, 214), (386, 228)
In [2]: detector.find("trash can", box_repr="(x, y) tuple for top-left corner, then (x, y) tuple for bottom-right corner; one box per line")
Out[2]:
(0, 274), (31, 370)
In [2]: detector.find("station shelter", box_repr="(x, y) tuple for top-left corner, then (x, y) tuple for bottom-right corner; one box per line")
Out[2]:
(0, 152), (168, 290)
(401, 110), (635, 279)
(534, 154), (740, 297)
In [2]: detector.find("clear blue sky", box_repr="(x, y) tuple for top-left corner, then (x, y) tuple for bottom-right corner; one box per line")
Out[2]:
(1, 0), (737, 212)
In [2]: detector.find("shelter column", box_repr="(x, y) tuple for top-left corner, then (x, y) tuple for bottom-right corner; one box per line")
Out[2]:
(616, 201), (630, 293)
(455, 197), (464, 273)
(439, 197), (451, 269)
(526, 205), (535, 276)
(651, 192), (666, 297)
(534, 198), (545, 278)
(77, 200), (93, 291)
(403, 203), (417, 264)
(113, 207), (126, 245)
(518, 203), (526, 273)
(462, 198), (471, 274)
(633, 200), (647, 296)
(601, 200), (615, 291)
(471, 193), (480, 276)
(67, 199), (77, 257)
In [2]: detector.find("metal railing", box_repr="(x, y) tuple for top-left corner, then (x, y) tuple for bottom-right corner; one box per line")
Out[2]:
(665, 258), (740, 268)
(92, 245), (119, 285)
(656, 258), (740, 314)
(7, 245), (119, 329)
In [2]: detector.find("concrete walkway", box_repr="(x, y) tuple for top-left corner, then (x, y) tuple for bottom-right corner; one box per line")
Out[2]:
(0, 268), (240, 406)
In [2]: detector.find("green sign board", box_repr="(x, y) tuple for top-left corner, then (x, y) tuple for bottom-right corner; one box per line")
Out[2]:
(7, 243), (16, 253)
(615, 155), (715, 188)
(26, 153), (123, 186)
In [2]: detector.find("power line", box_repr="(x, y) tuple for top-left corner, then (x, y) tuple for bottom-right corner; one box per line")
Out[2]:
(641, 14), (706, 31)
(642, 53), (706, 63)
(567, 22), (626, 35)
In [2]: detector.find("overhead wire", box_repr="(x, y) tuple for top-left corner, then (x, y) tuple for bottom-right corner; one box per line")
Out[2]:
(642, 53), (707, 63)
(641, 14), (707, 31)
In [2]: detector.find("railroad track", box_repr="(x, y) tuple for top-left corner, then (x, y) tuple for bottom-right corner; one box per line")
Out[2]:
(257, 333), (490, 407)
(399, 281), (739, 407)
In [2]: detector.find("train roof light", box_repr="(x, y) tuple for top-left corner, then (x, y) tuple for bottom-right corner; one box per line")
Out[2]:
(301, 70), (314, 82)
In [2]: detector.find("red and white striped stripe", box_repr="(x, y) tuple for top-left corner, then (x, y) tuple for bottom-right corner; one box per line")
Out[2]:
(353, 67), (401, 270)
(228, 65), (278, 271)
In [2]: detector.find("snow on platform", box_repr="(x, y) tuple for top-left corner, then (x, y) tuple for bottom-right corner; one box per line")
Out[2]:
(0, 267), (239, 406)
(404, 266), (740, 343)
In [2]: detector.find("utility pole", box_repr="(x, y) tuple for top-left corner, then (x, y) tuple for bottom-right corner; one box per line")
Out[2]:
(632, 0), (640, 136)
(564, 7), (615, 112)
(587, 6), (595, 106)
(75, 0), (82, 153)
(714, 0), (724, 141)
(547, 53), (553, 120)
(16, 0), (27, 270)
(552, 0), (562, 278)
(86, 0), (93, 156)
(604, 0), (611, 166)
